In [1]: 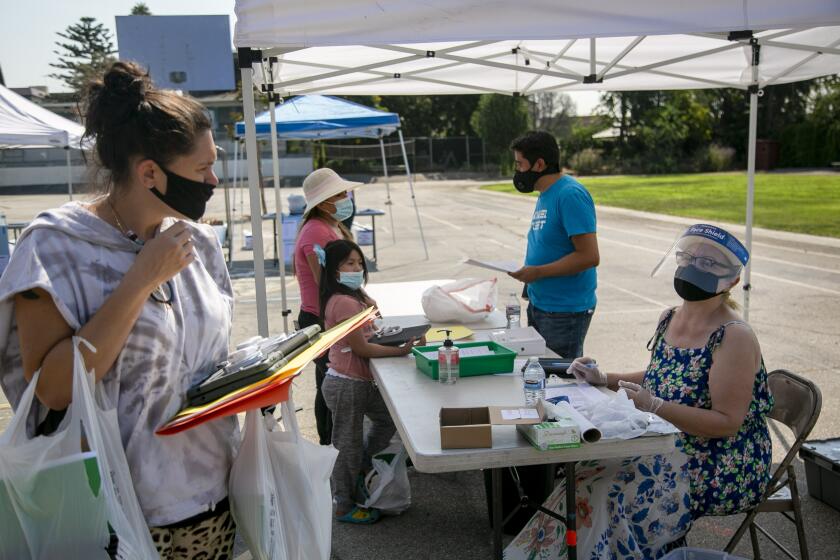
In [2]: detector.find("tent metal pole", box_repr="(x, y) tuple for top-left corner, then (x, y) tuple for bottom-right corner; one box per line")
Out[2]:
(240, 56), (270, 336)
(398, 129), (429, 260)
(269, 96), (290, 333)
(217, 145), (233, 264)
(65, 147), (73, 201)
(379, 136), (396, 243)
(743, 40), (761, 321)
(231, 139), (239, 262)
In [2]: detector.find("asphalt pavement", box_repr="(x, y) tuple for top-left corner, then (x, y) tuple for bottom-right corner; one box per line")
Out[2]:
(1, 176), (838, 559)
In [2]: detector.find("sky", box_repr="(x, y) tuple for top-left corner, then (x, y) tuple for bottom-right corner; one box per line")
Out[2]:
(0, 0), (602, 115)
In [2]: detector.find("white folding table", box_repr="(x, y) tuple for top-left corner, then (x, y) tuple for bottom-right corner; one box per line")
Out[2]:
(370, 357), (676, 559)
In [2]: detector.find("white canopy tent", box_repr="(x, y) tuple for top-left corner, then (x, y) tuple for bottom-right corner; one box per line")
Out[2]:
(234, 0), (840, 335)
(0, 85), (84, 199)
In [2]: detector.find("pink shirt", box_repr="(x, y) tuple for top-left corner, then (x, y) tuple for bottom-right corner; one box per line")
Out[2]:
(294, 218), (341, 315)
(325, 294), (377, 381)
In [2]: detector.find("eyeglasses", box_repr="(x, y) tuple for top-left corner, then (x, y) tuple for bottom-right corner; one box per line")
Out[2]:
(675, 251), (739, 277)
(150, 280), (173, 305)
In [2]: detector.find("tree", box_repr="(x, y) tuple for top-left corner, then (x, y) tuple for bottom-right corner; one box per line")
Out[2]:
(528, 92), (576, 138)
(49, 17), (117, 94)
(131, 3), (152, 15)
(470, 94), (530, 173)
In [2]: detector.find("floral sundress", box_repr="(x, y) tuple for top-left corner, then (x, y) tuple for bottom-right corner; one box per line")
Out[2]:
(505, 309), (774, 560)
(643, 308), (774, 518)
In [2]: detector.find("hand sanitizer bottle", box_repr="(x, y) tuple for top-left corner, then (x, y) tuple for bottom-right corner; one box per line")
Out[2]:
(437, 329), (459, 385)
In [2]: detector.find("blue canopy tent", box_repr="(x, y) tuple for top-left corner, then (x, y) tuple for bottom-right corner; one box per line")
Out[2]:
(234, 94), (428, 331)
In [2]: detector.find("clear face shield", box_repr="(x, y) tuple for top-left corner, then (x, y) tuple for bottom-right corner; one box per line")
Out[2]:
(651, 224), (749, 300)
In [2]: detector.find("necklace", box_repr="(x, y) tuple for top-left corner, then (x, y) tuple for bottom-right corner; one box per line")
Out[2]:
(107, 198), (139, 242)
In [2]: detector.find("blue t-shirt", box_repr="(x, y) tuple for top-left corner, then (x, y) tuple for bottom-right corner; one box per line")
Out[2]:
(525, 175), (597, 312)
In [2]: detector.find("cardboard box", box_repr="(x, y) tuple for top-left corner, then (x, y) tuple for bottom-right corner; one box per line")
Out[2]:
(439, 402), (550, 450)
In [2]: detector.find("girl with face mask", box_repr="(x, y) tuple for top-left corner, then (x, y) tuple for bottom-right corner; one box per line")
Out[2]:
(294, 168), (362, 446)
(561, 224), (773, 554)
(316, 239), (421, 524)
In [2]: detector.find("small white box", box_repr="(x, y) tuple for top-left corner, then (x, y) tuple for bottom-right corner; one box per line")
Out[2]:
(517, 416), (581, 451)
(353, 225), (374, 246)
(488, 326), (546, 356)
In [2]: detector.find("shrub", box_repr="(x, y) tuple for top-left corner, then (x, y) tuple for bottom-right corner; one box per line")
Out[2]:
(569, 148), (602, 176)
(707, 144), (736, 171)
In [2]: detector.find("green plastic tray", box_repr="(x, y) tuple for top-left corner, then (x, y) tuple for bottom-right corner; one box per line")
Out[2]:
(412, 340), (517, 380)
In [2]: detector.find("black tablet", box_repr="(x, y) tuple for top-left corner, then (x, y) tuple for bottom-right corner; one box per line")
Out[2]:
(370, 323), (430, 346)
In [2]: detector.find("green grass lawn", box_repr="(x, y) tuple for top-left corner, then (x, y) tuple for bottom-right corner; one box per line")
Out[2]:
(483, 172), (840, 238)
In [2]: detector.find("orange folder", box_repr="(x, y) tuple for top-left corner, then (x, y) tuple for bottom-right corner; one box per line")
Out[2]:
(156, 306), (377, 436)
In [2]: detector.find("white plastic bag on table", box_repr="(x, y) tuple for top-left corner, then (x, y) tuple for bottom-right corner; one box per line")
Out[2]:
(583, 388), (650, 440)
(264, 397), (337, 560)
(421, 278), (498, 323)
(0, 337), (157, 560)
(361, 440), (411, 515)
(229, 410), (287, 560)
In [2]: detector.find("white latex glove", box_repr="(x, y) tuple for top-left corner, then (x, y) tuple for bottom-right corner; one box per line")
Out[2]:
(618, 380), (665, 414)
(568, 357), (608, 386)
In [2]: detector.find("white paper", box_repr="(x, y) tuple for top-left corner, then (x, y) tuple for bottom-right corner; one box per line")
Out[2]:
(420, 345), (494, 361)
(500, 409), (521, 420)
(519, 408), (540, 420)
(461, 258), (520, 273)
(545, 384), (609, 409)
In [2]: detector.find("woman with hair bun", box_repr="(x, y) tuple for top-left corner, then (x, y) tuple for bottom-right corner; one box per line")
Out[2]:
(0, 61), (238, 558)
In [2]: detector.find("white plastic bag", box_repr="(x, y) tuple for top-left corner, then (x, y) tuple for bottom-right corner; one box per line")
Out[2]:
(0, 337), (157, 560)
(229, 410), (288, 560)
(266, 399), (337, 560)
(421, 278), (498, 323)
(360, 441), (411, 515)
(583, 388), (650, 440)
(231, 397), (338, 560)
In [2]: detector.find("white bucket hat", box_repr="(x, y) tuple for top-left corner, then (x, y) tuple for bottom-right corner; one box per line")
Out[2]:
(302, 168), (363, 217)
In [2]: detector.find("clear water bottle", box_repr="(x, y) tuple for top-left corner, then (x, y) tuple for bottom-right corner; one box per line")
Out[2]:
(505, 292), (521, 329)
(523, 357), (545, 405)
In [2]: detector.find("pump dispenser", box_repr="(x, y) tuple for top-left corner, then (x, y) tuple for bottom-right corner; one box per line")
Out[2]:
(437, 329), (459, 385)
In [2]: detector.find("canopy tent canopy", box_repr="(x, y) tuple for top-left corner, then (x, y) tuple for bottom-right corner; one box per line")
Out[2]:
(232, 93), (427, 332)
(233, 0), (840, 337)
(0, 84), (85, 200)
(0, 84), (84, 149)
(234, 94), (400, 138)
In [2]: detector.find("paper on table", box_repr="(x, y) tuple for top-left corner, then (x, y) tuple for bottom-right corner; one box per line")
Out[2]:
(501, 409), (521, 420)
(545, 383), (609, 409)
(461, 258), (520, 273)
(519, 408), (540, 420)
(543, 399), (602, 443)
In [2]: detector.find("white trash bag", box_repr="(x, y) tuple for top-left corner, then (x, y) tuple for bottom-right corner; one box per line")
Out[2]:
(584, 388), (651, 440)
(0, 337), (157, 560)
(361, 441), (411, 515)
(421, 278), (498, 323)
(229, 409), (287, 560)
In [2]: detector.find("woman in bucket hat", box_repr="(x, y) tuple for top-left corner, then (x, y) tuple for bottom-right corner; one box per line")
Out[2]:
(293, 168), (362, 445)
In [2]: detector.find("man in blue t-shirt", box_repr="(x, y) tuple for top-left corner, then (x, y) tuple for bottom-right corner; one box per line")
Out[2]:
(508, 131), (599, 358)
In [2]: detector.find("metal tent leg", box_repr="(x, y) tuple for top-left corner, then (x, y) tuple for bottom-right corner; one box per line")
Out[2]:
(269, 97), (290, 333)
(379, 137), (397, 243)
(397, 129), (429, 260)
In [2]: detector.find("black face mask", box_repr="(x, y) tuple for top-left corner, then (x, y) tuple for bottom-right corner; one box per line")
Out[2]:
(150, 166), (214, 220)
(673, 265), (722, 301)
(512, 163), (559, 193)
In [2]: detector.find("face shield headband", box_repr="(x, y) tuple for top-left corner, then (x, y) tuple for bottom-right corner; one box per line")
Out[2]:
(651, 224), (749, 296)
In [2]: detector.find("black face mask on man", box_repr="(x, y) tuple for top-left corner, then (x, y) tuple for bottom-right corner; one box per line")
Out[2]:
(673, 265), (727, 301)
(512, 162), (559, 193)
(149, 165), (215, 220)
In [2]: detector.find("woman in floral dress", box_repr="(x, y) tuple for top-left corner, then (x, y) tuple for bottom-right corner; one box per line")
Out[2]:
(506, 224), (773, 559)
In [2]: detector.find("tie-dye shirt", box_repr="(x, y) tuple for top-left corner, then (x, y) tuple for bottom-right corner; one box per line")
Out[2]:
(0, 202), (238, 526)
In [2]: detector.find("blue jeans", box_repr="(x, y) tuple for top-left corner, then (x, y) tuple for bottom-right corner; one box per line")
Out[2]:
(527, 303), (595, 359)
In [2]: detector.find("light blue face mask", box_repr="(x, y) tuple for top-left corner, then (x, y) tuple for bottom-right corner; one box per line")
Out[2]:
(338, 270), (365, 290)
(330, 196), (354, 222)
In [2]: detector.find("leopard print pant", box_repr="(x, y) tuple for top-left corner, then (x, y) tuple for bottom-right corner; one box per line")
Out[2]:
(150, 508), (236, 560)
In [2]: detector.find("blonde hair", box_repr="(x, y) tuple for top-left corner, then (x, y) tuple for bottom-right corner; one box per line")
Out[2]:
(722, 290), (741, 310)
